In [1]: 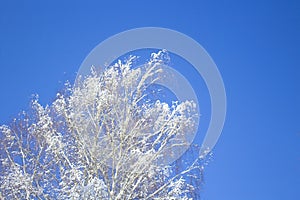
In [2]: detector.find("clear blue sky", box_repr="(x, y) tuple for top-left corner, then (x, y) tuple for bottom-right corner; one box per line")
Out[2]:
(0, 1), (299, 199)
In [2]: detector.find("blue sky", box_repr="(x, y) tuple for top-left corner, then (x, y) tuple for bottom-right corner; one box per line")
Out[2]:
(0, 0), (299, 199)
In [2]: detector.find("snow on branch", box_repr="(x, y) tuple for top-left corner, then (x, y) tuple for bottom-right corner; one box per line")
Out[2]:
(0, 50), (205, 199)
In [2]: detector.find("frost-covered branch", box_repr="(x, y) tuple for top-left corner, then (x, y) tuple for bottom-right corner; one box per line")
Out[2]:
(0, 50), (204, 199)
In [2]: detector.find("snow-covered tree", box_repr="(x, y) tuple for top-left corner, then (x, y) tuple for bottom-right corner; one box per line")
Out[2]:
(0, 51), (204, 199)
